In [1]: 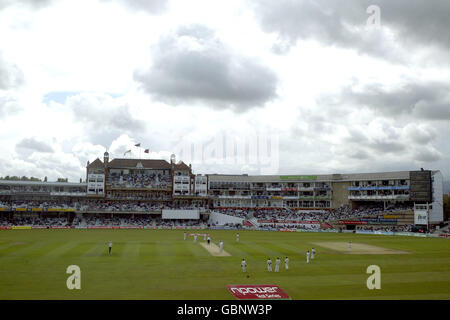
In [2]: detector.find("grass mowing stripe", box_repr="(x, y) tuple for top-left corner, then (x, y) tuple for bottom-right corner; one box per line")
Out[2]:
(2, 241), (50, 258)
(82, 242), (110, 258)
(185, 241), (209, 257)
(121, 241), (140, 259)
(234, 241), (269, 256)
(171, 241), (195, 259)
(260, 241), (303, 257)
(220, 243), (250, 258)
(60, 242), (99, 259)
(277, 241), (314, 253)
(244, 241), (281, 257)
(0, 242), (34, 257)
(14, 241), (61, 260)
(0, 242), (15, 251)
(37, 241), (82, 261)
(138, 241), (159, 264)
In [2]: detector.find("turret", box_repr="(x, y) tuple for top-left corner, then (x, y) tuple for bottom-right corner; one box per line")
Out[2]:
(104, 151), (109, 167)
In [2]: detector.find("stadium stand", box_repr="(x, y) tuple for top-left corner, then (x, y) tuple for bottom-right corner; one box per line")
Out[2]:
(0, 155), (444, 232)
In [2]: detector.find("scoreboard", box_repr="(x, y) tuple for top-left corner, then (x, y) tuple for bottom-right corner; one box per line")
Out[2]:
(409, 170), (432, 202)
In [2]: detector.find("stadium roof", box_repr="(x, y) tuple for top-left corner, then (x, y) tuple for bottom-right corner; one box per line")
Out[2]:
(107, 158), (171, 169)
(0, 180), (86, 187)
(173, 161), (190, 171)
(87, 158), (104, 169)
(207, 171), (412, 182)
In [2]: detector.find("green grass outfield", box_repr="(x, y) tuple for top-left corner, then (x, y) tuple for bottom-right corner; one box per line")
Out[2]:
(0, 229), (449, 299)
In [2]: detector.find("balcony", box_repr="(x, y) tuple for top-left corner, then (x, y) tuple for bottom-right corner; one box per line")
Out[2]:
(314, 186), (332, 191)
(347, 186), (410, 191)
(50, 192), (86, 196)
(298, 196), (315, 200)
(314, 196), (332, 200)
(213, 195), (252, 199)
(251, 186), (265, 191)
(298, 186), (314, 191)
(348, 195), (410, 200)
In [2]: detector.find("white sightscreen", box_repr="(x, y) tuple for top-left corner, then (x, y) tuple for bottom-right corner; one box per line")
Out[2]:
(162, 209), (200, 220)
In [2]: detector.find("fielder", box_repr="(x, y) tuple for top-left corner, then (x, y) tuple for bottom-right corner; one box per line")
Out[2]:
(285, 256), (289, 270)
(306, 250), (310, 263)
(348, 241), (352, 251)
(204, 234), (207, 241)
(219, 240), (224, 253)
(184, 232), (187, 241)
(108, 241), (113, 255)
(194, 234), (197, 243)
(275, 257), (280, 272)
(241, 259), (247, 272)
(311, 248), (316, 259)
(236, 233), (239, 242)
(267, 258), (272, 272)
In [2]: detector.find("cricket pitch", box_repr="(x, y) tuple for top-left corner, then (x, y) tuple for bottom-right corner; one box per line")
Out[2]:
(200, 242), (231, 256)
(311, 242), (410, 254)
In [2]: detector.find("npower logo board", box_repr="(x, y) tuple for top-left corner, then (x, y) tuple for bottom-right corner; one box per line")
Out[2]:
(227, 285), (291, 300)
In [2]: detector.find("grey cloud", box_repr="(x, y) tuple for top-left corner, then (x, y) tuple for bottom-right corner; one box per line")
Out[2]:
(0, 96), (20, 117)
(414, 100), (450, 121)
(252, 0), (450, 61)
(407, 127), (437, 146)
(0, 55), (24, 89)
(134, 25), (278, 112)
(369, 140), (405, 154)
(348, 149), (371, 160)
(320, 82), (450, 120)
(344, 128), (368, 144)
(67, 93), (145, 138)
(413, 148), (442, 163)
(101, 0), (168, 15)
(16, 138), (54, 153)
(341, 135), (406, 159)
(0, 0), (53, 10)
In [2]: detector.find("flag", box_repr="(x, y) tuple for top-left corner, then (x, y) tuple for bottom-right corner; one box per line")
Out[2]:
(135, 143), (141, 147)
(144, 149), (149, 153)
(123, 150), (131, 156)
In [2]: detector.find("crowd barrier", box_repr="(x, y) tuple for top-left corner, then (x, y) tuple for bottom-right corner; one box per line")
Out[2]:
(0, 225), (448, 238)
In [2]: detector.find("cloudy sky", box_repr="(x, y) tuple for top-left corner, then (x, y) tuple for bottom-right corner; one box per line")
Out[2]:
(0, 0), (449, 182)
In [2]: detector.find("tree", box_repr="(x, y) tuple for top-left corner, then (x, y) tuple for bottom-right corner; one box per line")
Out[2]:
(0, 176), (41, 182)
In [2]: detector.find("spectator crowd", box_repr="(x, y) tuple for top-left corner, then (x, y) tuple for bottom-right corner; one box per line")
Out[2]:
(109, 173), (171, 189)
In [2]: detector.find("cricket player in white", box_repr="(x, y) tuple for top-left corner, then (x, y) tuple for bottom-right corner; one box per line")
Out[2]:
(306, 250), (310, 263)
(236, 233), (239, 242)
(241, 259), (247, 272)
(194, 234), (197, 243)
(204, 234), (207, 241)
(184, 232), (186, 241)
(275, 257), (280, 272)
(267, 258), (272, 272)
(348, 241), (352, 251)
(219, 240), (223, 253)
(311, 248), (316, 259)
(284, 257), (289, 270)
